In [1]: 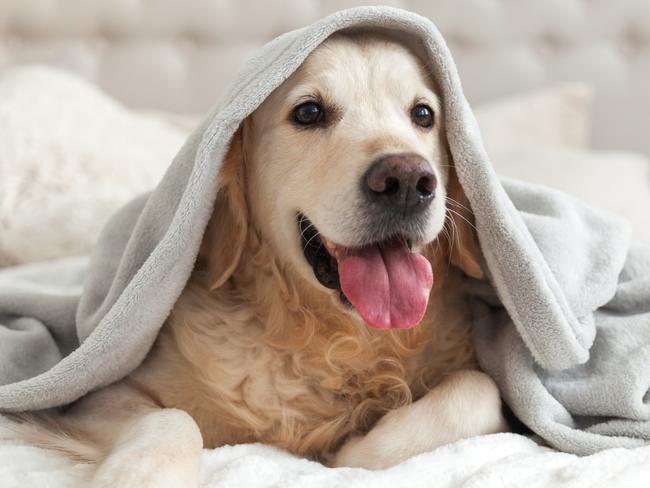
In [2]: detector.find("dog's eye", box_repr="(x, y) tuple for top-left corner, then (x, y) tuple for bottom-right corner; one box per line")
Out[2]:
(293, 102), (325, 126)
(411, 104), (434, 129)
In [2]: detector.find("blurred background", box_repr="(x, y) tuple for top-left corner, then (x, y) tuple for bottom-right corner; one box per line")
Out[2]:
(1, 0), (649, 155)
(0, 0), (649, 267)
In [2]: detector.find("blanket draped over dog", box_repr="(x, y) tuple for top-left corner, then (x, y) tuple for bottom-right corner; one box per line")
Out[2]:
(1, 6), (649, 456)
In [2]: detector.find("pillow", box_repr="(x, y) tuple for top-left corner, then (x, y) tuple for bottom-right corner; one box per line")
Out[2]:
(474, 82), (594, 150)
(490, 145), (650, 244)
(0, 66), (187, 266)
(478, 82), (650, 244)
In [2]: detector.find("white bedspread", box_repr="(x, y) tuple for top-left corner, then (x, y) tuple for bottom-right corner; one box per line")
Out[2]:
(2, 433), (650, 487)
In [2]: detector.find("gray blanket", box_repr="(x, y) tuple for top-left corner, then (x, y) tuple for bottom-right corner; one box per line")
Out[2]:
(1, 6), (649, 456)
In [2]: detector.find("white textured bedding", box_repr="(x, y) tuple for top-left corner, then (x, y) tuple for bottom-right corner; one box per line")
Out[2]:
(1, 67), (650, 486)
(3, 434), (650, 487)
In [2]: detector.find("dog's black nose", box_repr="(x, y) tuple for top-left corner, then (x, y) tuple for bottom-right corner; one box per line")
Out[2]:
(364, 154), (436, 212)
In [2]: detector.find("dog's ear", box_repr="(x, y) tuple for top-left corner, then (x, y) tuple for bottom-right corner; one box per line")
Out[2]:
(201, 128), (248, 291)
(445, 164), (484, 280)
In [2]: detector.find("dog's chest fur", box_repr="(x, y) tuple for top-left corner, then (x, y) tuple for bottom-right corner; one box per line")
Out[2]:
(131, 240), (475, 457)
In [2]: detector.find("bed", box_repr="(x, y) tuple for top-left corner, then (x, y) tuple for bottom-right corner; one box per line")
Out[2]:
(1, 1), (650, 486)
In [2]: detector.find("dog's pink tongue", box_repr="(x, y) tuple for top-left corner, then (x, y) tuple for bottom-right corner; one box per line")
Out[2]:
(337, 240), (433, 329)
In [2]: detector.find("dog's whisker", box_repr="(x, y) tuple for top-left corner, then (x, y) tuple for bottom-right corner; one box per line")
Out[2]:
(446, 208), (477, 231)
(445, 196), (470, 210)
(442, 213), (458, 271)
(303, 231), (323, 252)
(445, 196), (473, 214)
(299, 222), (317, 240)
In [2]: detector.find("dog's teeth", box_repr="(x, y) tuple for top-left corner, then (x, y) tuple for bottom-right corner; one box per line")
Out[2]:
(322, 238), (337, 254)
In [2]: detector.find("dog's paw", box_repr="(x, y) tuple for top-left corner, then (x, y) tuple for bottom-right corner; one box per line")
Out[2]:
(92, 445), (200, 488)
(331, 435), (385, 469)
(92, 463), (199, 488)
(332, 370), (508, 470)
(331, 426), (415, 470)
(0, 414), (13, 440)
(92, 473), (194, 488)
(91, 408), (203, 488)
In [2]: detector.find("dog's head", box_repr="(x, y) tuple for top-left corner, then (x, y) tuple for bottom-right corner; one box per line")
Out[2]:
(204, 32), (483, 330)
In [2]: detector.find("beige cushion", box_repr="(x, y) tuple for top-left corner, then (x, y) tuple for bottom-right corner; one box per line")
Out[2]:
(474, 82), (593, 150)
(491, 145), (650, 244)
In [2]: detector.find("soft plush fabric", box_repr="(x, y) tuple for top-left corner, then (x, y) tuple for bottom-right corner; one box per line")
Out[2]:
(0, 66), (187, 267)
(1, 6), (650, 457)
(3, 433), (650, 488)
(0, 66), (596, 268)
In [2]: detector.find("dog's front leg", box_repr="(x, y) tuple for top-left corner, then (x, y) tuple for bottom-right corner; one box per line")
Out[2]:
(91, 407), (203, 488)
(332, 370), (508, 470)
(61, 382), (203, 488)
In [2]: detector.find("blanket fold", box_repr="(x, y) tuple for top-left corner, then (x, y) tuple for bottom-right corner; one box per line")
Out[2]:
(1, 5), (649, 456)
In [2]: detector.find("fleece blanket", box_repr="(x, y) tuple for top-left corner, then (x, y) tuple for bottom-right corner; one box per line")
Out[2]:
(1, 6), (650, 458)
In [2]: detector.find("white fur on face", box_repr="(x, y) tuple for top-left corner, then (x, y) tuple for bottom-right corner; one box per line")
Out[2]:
(245, 33), (449, 283)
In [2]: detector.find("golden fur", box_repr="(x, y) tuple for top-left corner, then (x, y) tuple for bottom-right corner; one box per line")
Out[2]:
(2, 33), (506, 486)
(131, 222), (478, 457)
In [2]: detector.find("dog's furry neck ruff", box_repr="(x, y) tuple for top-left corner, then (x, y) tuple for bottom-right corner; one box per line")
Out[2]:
(230, 223), (429, 396)
(187, 220), (476, 453)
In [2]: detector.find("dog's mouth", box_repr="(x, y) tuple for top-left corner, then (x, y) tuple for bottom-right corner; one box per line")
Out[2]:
(298, 214), (433, 330)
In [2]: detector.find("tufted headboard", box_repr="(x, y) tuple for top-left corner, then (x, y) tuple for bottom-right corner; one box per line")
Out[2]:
(1, 0), (649, 157)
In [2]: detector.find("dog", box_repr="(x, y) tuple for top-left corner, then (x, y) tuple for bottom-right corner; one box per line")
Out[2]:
(2, 32), (507, 486)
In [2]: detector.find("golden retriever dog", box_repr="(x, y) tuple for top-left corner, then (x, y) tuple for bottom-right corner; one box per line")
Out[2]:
(3, 32), (507, 486)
